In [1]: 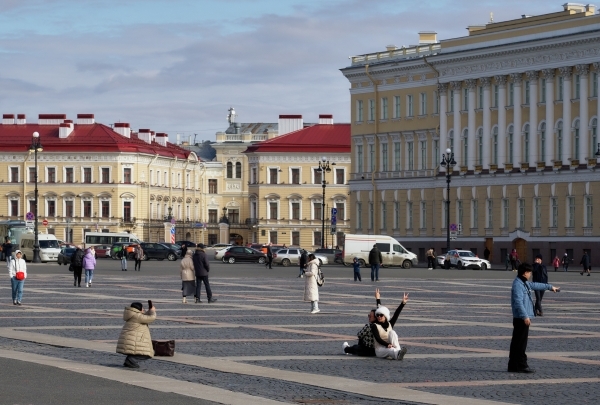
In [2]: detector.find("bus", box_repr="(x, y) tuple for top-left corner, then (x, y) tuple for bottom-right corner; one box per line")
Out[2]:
(0, 220), (31, 245)
(84, 232), (141, 248)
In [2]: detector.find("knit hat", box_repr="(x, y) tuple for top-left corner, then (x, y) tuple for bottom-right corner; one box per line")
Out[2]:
(375, 306), (390, 321)
(535, 254), (543, 260)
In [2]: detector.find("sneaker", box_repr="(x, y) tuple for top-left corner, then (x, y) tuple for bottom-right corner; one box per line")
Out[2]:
(182, 297), (187, 304)
(13, 301), (16, 305)
(16, 302), (22, 306)
(85, 283), (89, 288)
(397, 346), (408, 361)
(342, 342), (349, 354)
(208, 298), (217, 303)
(428, 267), (432, 270)
(310, 309), (320, 314)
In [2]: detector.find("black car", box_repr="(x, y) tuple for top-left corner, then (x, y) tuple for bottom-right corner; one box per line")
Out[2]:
(139, 243), (179, 261)
(222, 246), (266, 264)
(58, 247), (77, 265)
(176, 240), (197, 248)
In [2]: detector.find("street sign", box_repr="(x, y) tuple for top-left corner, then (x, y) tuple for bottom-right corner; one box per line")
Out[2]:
(330, 226), (337, 235)
(450, 223), (457, 232)
(25, 221), (34, 229)
(331, 208), (337, 215)
(42, 219), (48, 227)
(26, 212), (34, 221)
(450, 236), (457, 241)
(450, 231), (458, 241)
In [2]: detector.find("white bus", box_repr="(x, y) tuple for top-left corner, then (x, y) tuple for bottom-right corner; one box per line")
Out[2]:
(84, 232), (141, 248)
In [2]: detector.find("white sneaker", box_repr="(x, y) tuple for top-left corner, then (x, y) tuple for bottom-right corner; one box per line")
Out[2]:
(342, 342), (349, 354)
(428, 267), (432, 270)
(85, 283), (89, 288)
(310, 309), (320, 314)
(182, 297), (187, 304)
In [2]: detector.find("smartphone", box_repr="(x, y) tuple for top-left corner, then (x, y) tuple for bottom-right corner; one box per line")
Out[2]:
(148, 300), (153, 308)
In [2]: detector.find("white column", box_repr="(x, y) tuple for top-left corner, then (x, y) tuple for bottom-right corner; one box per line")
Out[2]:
(495, 75), (507, 170)
(560, 66), (573, 165)
(527, 71), (538, 166)
(451, 81), (462, 168)
(466, 79), (477, 170)
(576, 64), (590, 163)
(438, 83), (449, 172)
(542, 69), (555, 166)
(596, 63), (600, 153)
(482, 77), (492, 169)
(510, 73), (523, 166)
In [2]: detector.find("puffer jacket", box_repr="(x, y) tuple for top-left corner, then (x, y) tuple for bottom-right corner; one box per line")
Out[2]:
(303, 258), (320, 302)
(116, 306), (156, 357)
(82, 249), (96, 270)
(8, 258), (27, 279)
(180, 250), (195, 281)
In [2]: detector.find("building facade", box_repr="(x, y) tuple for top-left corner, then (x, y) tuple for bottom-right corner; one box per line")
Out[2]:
(341, 4), (600, 264)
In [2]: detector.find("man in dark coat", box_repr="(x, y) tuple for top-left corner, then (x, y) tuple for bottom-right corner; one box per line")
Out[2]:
(72, 245), (85, 287)
(580, 250), (591, 276)
(368, 244), (383, 282)
(265, 243), (273, 269)
(532, 254), (548, 316)
(192, 244), (216, 303)
(298, 249), (308, 278)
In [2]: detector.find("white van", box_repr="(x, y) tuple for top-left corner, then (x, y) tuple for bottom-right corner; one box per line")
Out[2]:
(343, 234), (418, 269)
(19, 233), (61, 263)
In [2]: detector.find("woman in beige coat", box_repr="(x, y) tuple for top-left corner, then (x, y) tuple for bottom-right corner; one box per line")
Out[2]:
(116, 302), (156, 368)
(180, 250), (196, 303)
(303, 254), (320, 314)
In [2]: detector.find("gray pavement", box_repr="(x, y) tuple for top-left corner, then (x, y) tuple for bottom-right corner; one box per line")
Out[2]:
(1, 258), (599, 405)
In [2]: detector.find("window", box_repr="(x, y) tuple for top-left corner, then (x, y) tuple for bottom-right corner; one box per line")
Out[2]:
(101, 201), (110, 218)
(381, 97), (388, 120)
(368, 99), (375, 121)
(269, 202), (278, 219)
(407, 201), (413, 229)
(477, 129), (483, 165)
(313, 202), (322, 220)
(121, 202), (130, 221)
(10, 200), (18, 216)
(592, 119), (597, 157)
(585, 196), (593, 227)
(508, 126), (514, 164)
(65, 200), (73, 218)
(123, 168), (131, 184)
(420, 92), (427, 115)
(502, 198), (509, 228)
(434, 140), (439, 166)
(557, 76), (564, 100)
(420, 201), (426, 229)
(208, 209), (218, 223)
(486, 199), (493, 228)
(567, 196), (575, 227)
(291, 202), (300, 220)
(291, 168), (300, 184)
(368, 202), (374, 229)
(369, 144), (375, 172)
(449, 90), (454, 112)
(357, 202), (362, 229)
(593, 72), (598, 97)
(478, 86), (483, 108)
(101, 168), (109, 183)
(472, 200), (478, 228)
(335, 202), (345, 220)
(463, 88), (468, 110)
(394, 201), (400, 229)
(574, 120), (580, 160)
(269, 168), (278, 184)
(407, 142), (414, 170)
(494, 85), (499, 107)
(557, 122), (563, 161)
(380, 143), (388, 171)
(83, 201), (92, 218)
(47, 200), (56, 217)
(407, 95), (414, 117)
(524, 80), (530, 104)
(208, 179), (217, 194)
(313, 231), (321, 247)
(493, 127), (498, 165)
(420, 141), (426, 170)
(457, 200), (463, 232)
(534, 198), (541, 228)
(463, 130), (468, 166)
(83, 167), (92, 183)
(550, 197), (558, 227)
(433, 91), (439, 114)
(335, 168), (344, 184)
(393, 96), (401, 118)
(251, 167), (257, 184)
(356, 100), (363, 122)
(29, 167), (35, 183)
(236, 162), (241, 179)
(65, 167), (73, 183)
(357, 145), (363, 173)
(228, 209), (239, 224)
(10, 167), (18, 183)
(541, 78), (546, 102)
(518, 199), (525, 228)
(313, 168), (322, 184)
(575, 74), (580, 99)
(394, 142), (401, 171)
(47, 167), (56, 183)
(524, 125), (530, 165)
(540, 123), (546, 162)
(29, 200), (36, 215)
(226, 162), (232, 178)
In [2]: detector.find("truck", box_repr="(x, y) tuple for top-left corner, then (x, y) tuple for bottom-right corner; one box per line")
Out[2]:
(342, 234), (418, 269)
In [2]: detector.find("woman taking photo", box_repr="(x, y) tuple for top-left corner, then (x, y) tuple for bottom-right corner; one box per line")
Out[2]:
(304, 253), (320, 314)
(9, 250), (27, 305)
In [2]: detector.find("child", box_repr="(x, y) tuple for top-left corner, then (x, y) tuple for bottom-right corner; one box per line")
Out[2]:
(353, 257), (361, 281)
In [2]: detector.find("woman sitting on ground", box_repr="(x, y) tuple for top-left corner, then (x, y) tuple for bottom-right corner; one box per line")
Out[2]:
(370, 306), (407, 360)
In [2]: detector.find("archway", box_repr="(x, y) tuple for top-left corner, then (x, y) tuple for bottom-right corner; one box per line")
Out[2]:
(514, 238), (527, 264)
(230, 233), (243, 246)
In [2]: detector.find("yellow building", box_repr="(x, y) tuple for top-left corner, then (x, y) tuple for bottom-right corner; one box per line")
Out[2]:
(341, 4), (600, 264)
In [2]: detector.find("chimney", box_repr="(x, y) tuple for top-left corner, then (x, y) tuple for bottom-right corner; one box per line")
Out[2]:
(156, 133), (168, 146)
(16, 114), (26, 125)
(77, 113), (95, 125)
(2, 114), (15, 125)
(59, 120), (74, 138)
(151, 131), (156, 143)
(418, 31), (438, 44)
(319, 114), (333, 125)
(278, 114), (303, 136)
(38, 114), (67, 125)
(114, 123), (131, 138)
(138, 129), (152, 144)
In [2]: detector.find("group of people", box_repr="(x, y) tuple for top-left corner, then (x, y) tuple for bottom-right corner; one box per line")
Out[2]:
(117, 244), (144, 272)
(179, 243), (216, 304)
(69, 245), (97, 287)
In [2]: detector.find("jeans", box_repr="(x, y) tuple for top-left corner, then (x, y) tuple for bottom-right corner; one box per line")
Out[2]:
(508, 318), (530, 370)
(121, 257), (127, 270)
(85, 269), (94, 284)
(353, 270), (361, 281)
(370, 264), (380, 281)
(563, 263), (569, 272)
(298, 266), (305, 277)
(195, 276), (212, 300)
(135, 259), (142, 271)
(11, 277), (24, 302)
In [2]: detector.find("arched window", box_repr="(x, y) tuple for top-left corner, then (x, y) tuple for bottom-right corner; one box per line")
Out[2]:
(226, 162), (233, 178)
(523, 124), (530, 165)
(540, 122), (546, 162)
(556, 121), (563, 161)
(508, 125), (514, 164)
(235, 162), (242, 179)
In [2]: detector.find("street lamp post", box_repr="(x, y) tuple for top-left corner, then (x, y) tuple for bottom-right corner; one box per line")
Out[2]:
(317, 157), (335, 249)
(29, 132), (43, 263)
(440, 148), (456, 255)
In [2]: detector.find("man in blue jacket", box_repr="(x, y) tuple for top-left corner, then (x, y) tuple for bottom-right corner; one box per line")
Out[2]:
(508, 262), (560, 373)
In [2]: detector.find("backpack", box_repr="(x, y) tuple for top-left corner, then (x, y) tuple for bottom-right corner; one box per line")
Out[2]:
(316, 267), (325, 287)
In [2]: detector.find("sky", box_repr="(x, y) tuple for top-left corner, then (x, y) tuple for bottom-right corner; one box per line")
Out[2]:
(0, 0), (562, 143)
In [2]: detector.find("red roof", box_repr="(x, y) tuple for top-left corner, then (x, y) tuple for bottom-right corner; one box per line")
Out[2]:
(244, 123), (350, 153)
(0, 122), (192, 159)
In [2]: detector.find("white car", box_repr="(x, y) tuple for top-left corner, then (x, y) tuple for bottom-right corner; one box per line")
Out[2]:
(437, 250), (491, 270)
(214, 247), (232, 261)
(272, 248), (328, 267)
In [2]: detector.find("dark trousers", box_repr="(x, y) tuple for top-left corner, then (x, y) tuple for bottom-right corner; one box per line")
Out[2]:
(195, 276), (212, 300)
(534, 290), (545, 314)
(353, 270), (361, 281)
(266, 256), (273, 269)
(344, 344), (375, 357)
(370, 264), (379, 281)
(427, 257), (436, 269)
(508, 318), (530, 371)
(135, 259), (142, 271)
(125, 354), (151, 366)
(73, 267), (82, 286)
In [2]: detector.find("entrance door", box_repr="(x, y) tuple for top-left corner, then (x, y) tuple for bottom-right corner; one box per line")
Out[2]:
(485, 238), (493, 262)
(514, 238), (527, 264)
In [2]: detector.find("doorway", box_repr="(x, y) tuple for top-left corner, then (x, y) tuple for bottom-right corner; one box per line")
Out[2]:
(485, 238), (493, 262)
(514, 238), (527, 264)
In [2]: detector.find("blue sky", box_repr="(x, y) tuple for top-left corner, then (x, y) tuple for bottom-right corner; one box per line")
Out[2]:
(0, 0), (560, 142)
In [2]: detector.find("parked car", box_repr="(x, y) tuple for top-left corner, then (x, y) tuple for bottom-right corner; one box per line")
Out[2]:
(93, 244), (112, 259)
(272, 248), (328, 267)
(58, 247), (77, 265)
(247, 244), (286, 254)
(210, 243), (232, 249)
(176, 240), (197, 248)
(313, 248), (342, 263)
(222, 246), (266, 264)
(342, 234), (418, 269)
(437, 250), (491, 270)
(161, 243), (183, 257)
(214, 246), (232, 261)
(110, 242), (137, 260)
(138, 242), (179, 261)
(60, 243), (77, 249)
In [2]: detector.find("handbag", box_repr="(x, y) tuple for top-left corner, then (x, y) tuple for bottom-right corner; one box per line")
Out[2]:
(316, 267), (325, 287)
(15, 271), (25, 281)
(152, 340), (175, 356)
(68, 264), (74, 272)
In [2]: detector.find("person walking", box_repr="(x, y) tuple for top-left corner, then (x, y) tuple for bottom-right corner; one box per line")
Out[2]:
(134, 244), (144, 271)
(9, 250), (27, 305)
(552, 255), (560, 272)
(561, 253), (569, 272)
(484, 247), (491, 261)
(83, 247), (96, 287)
(2, 237), (13, 267)
(298, 249), (308, 278)
(118, 246), (128, 271)
(426, 247), (436, 270)
(180, 242), (188, 258)
(510, 249), (519, 271)
(265, 243), (273, 269)
(304, 253), (320, 313)
(368, 244), (383, 282)
(352, 257), (362, 281)
(505, 253), (511, 271)
(508, 263), (560, 373)
(71, 245), (85, 287)
(179, 250), (196, 304)
(116, 301), (156, 368)
(192, 244), (216, 303)
(532, 254), (548, 316)
(580, 250), (591, 276)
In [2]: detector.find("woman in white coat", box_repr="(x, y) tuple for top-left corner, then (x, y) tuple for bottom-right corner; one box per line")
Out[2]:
(8, 250), (27, 305)
(304, 253), (320, 314)
(370, 306), (407, 360)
